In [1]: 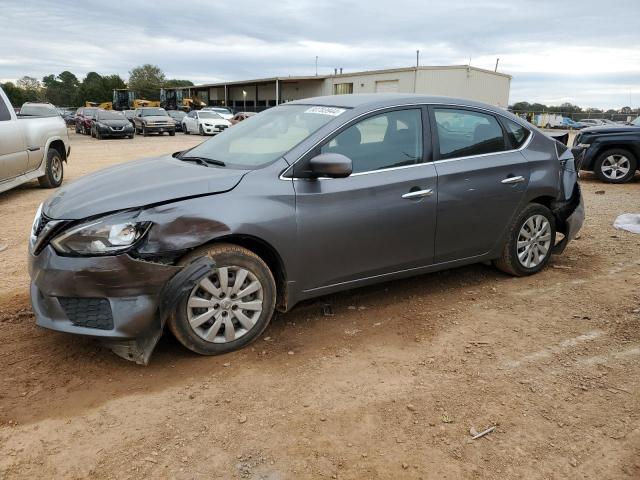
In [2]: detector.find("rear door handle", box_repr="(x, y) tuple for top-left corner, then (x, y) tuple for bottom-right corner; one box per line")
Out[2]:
(501, 175), (525, 184)
(402, 188), (434, 199)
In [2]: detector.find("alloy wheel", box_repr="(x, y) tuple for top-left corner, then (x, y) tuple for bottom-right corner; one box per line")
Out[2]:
(187, 265), (264, 343)
(517, 214), (551, 268)
(51, 155), (62, 183)
(601, 154), (630, 181)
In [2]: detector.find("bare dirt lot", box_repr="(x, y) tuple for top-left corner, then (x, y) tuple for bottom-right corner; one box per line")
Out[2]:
(1, 131), (639, 479)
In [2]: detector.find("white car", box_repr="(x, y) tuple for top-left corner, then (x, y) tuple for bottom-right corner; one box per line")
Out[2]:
(182, 111), (232, 135)
(200, 107), (234, 120)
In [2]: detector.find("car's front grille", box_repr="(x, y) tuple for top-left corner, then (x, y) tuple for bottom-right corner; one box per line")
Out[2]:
(58, 297), (114, 330)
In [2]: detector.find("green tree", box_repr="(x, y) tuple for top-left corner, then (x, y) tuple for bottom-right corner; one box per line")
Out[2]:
(17, 76), (43, 102)
(164, 79), (194, 88)
(128, 64), (166, 100)
(1, 81), (24, 107)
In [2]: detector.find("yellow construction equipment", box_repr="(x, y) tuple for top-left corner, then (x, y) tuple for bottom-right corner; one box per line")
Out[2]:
(85, 101), (113, 110)
(132, 99), (161, 109)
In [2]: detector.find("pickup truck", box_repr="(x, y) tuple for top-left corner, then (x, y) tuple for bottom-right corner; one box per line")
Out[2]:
(573, 116), (640, 183)
(0, 86), (70, 194)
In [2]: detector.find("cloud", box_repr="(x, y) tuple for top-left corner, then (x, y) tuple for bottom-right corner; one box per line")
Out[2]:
(1, 0), (638, 108)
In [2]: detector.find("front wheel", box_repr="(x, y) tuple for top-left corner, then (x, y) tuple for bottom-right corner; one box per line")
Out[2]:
(38, 148), (64, 188)
(199, 125), (205, 135)
(142, 126), (148, 137)
(183, 123), (189, 134)
(494, 203), (556, 276)
(593, 149), (637, 184)
(168, 244), (277, 356)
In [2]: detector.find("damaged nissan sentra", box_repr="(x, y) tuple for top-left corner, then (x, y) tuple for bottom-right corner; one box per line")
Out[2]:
(28, 94), (584, 364)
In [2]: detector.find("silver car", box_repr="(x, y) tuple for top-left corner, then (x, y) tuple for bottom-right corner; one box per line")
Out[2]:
(29, 94), (584, 363)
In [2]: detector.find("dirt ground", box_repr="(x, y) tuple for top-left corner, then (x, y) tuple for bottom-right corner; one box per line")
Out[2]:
(0, 131), (639, 479)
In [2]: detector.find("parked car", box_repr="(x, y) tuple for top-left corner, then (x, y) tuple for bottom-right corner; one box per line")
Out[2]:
(230, 111), (256, 125)
(573, 116), (640, 183)
(28, 94), (584, 363)
(579, 119), (605, 127)
(75, 107), (99, 135)
(133, 107), (175, 136)
(19, 102), (59, 117)
(57, 108), (77, 127)
(182, 110), (231, 135)
(167, 110), (187, 131)
(123, 109), (136, 126)
(90, 109), (135, 140)
(0, 86), (70, 193)
(201, 106), (234, 120)
(561, 117), (587, 129)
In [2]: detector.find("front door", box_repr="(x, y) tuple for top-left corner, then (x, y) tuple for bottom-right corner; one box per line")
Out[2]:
(0, 102), (28, 181)
(430, 107), (530, 263)
(293, 107), (438, 292)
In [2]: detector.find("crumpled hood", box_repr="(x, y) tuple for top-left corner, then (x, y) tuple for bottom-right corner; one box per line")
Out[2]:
(44, 155), (248, 220)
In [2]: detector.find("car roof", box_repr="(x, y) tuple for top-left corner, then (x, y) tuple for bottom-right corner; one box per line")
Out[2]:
(287, 93), (508, 115)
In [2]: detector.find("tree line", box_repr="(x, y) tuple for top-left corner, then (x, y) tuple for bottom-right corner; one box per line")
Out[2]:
(1, 64), (193, 107)
(510, 101), (637, 115)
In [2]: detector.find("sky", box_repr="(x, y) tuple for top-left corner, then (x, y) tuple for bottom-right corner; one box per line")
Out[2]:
(1, 0), (639, 109)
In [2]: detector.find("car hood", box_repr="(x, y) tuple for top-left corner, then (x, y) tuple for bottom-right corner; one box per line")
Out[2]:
(97, 119), (130, 127)
(44, 155), (249, 220)
(200, 118), (230, 125)
(581, 125), (640, 135)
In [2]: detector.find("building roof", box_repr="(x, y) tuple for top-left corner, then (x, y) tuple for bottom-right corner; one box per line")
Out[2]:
(179, 65), (511, 90)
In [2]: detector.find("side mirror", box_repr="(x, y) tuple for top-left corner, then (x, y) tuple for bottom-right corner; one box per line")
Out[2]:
(308, 153), (353, 178)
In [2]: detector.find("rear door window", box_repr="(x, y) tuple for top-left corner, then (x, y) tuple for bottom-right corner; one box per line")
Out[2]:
(502, 118), (530, 148)
(433, 108), (506, 159)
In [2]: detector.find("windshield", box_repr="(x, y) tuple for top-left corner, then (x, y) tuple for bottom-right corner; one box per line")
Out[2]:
(98, 110), (125, 120)
(84, 108), (98, 117)
(168, 110), (186, 118)
(198, 112), (223, 119)
(184, 104), (346, 169)
(211, 108), (231, 114)
(20, 104), (58, 117)
(141, 108), (168, 117)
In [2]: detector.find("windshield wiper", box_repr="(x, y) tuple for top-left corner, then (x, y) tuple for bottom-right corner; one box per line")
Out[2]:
(178, 156), (226, 167)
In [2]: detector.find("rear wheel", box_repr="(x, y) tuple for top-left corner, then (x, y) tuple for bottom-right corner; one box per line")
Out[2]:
(594, 149), (637, 184)
(38, 148), (64, 188)
(168, 244), (277, 355)
(494, 203), (556, 276)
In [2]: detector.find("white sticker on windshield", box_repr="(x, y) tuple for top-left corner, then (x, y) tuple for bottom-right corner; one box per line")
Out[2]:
(304, 106), (346, 116)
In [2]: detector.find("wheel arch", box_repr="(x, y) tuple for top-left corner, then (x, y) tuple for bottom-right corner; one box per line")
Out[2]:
(183, 234), (289, 312)
(46, 138), (67, 161)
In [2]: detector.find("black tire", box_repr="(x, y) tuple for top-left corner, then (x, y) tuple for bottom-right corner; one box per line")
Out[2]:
(95, 130), (102, 140)
(183, 123), (189, 134)
(169, 130), (175, 136)
(494, 203), (556, 277)
(91, 128), (96, 138)
(168, 244), (277, 356)
(38, 148), (64, 188)
(142, 125), (148, 137)
(127, 135), (133, 139)
(199, 125), (205, 135)
(75, 123), (80, 134)
(593, 148), (637, 184)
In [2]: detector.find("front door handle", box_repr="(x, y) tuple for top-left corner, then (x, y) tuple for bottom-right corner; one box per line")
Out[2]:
(402, 188), (434, 199)
(501, 175), (525, 185)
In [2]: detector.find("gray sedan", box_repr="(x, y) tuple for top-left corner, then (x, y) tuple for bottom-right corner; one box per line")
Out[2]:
(28, 94), (584, 363)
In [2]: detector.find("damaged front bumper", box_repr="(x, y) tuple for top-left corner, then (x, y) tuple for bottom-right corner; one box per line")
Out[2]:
(29, 246), (184, 364)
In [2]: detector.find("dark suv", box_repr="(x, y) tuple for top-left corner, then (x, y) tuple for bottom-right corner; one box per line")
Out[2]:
(573, 116), (640, 183)
(75, 107), (99, 135)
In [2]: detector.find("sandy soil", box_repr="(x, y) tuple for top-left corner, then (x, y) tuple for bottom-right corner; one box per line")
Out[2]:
(0, 131), (639, 479)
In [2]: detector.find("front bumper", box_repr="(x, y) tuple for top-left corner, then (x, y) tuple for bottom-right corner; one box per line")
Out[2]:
(97, 128), (134, 138)
(143, 125), (175, 133)
(201, 125), (228, 135)
(29, 246), (181, 340)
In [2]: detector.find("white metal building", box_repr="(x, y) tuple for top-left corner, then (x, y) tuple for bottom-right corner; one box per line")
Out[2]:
(181, 65), (511, 111)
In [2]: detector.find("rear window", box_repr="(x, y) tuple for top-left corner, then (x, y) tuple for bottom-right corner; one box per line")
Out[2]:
(502, 118), (530, 148)
(434, 108), (506, 159)
(19, 104), (58, 117)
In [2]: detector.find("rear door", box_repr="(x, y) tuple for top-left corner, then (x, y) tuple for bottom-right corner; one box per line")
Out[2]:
(293, 107), (438, 292)
(430, 106), (530, 263)
(0, 98), (28, 181)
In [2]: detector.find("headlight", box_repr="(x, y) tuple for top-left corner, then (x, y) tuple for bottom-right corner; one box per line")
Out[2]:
(204, 123), (212, 127)
(30, 203), (43, 240)
(51, 210), (151, 256)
